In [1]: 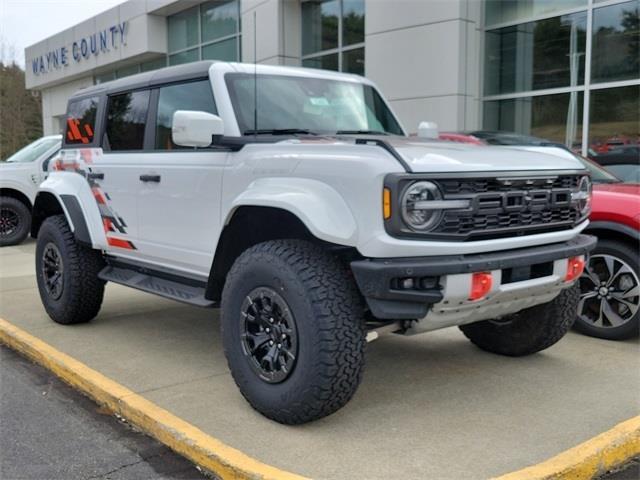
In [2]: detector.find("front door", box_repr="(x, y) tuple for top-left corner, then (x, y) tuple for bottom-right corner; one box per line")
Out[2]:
(134, 79), (227, 276)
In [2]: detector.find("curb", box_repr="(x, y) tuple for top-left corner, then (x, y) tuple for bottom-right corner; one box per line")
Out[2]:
(2, 317), (638, 480)
(0, 318), (308, 480)
(492, 416), (640, 480)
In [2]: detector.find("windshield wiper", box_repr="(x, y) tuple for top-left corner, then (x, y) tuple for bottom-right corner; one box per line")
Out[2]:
(335, 130), (390, 135)
(243, 128), (317, 136)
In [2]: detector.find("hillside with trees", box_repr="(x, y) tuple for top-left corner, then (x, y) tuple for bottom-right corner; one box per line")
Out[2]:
(0, 61), (43, 159)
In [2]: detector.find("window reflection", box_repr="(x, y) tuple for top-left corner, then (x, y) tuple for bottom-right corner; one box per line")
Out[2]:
(589, 86), (640, 154)
(591, 0), (640, 83)
(485, 12), (586, 95)
(483, 92), (584, 148)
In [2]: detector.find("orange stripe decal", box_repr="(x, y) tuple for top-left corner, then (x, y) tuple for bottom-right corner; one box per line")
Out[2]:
(107, 237), (135, 249)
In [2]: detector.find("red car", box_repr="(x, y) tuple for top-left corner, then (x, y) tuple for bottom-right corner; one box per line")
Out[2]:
(439, 131), (640, 339)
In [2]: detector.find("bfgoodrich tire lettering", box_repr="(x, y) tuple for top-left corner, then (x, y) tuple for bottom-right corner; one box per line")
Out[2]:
(35, 215), (105, 324)
(221, 239), (366, 424)
(459, 284), (579, 356)
(0, 196), (31, 246)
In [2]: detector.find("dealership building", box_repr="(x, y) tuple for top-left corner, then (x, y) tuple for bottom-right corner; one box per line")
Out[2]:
(25, 0), (639, 152)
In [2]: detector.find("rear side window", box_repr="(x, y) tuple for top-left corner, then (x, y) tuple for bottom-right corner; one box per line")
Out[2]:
(104, 90), (150, 151)
(65, 97), (98, 145)
(155, 80), (217, 150)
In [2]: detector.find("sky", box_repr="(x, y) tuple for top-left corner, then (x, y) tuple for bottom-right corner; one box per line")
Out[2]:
(0, 0), (126, 68)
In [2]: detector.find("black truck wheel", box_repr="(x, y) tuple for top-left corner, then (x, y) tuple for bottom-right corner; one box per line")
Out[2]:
(35, 215), (105, 325)
(459, 284), (579, 356)
(221, 239), (366, 424)
(0, 196), (31, 246)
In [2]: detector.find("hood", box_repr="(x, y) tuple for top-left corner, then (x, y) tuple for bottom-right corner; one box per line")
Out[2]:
(593, 183), (640, 196)
(383, 137), (585, 173)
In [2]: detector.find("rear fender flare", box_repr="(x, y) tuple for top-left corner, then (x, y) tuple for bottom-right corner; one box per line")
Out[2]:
(34, 172), (107, 248)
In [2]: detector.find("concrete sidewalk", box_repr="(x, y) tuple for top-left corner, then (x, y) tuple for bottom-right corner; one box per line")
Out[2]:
(1, 240), (638, 480)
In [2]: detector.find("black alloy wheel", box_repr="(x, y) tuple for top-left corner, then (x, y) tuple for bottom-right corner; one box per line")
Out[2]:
(41, 242), (65, 300)
(240, 287), (298, 384)
(0, 206), (20, 238)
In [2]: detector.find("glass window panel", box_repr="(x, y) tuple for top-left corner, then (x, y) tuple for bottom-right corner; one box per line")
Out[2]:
(591, 0), (640, 83)
(342, 0), (364, 46)
(302, 53), (339, 72)
(202, 37), (238, 61)
(140, 57), (166, 72)
(64, 97), (99, 145)
(104, 90), (150, 151)
(342, 47), (364, 75)
(302, 0), (339, 55)
(485, 12), (586, 95)
(168, 6), (199, 53)
(483, 92), (584, 148)
(95, 71), (115, 84)
(115, 64), (139, 79)
(201, 0), (238, 43)
(155, 80), (217, 150)
(485, 0), (587, 26)
(589, 85), (640, 154)
(168, 48), (199, 66)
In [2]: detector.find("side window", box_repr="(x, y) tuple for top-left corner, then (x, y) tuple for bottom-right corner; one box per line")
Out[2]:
(104, 90), (150, 151)
(65, 97), (99, 145)
(155, 80), (217, 150)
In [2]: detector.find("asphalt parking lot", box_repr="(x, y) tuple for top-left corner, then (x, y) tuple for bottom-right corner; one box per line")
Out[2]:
(1, 240), (638, 480)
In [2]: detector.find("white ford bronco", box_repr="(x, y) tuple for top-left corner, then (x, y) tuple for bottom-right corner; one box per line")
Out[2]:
(32, 61), (596, 424)
(0, 135), (61, 246)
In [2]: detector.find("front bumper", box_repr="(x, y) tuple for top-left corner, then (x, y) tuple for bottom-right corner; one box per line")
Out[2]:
(350, 234), (597, 329)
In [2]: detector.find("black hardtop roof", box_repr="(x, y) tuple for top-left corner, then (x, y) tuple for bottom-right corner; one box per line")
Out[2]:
(69, 60), (216, 100)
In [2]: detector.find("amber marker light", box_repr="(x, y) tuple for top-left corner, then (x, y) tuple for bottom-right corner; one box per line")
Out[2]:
(383, 188), (392, 219)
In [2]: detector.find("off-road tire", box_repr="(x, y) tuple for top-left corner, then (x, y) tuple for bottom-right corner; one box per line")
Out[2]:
(221, 239), (366, 424)
(459, 284), (579, 356)
(35, 215), (105, 324)
(0, 196), (31, 246)
(574, 239), (639, 340)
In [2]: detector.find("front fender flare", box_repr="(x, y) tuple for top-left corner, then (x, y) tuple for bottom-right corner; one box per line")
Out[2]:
(227, 178), (358, 245)
(34, 172), (107, 248)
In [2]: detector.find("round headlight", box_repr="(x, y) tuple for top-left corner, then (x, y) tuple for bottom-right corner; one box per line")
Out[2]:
(575, 175), (592, 217)
(401, 181), (443, 231)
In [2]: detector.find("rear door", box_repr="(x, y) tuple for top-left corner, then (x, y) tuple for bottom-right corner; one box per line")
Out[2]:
(92, 89), (152, 255)
(134, 79), (228, 276)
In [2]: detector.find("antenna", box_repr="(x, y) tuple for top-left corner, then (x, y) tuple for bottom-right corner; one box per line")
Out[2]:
(253, 11), (257, 137)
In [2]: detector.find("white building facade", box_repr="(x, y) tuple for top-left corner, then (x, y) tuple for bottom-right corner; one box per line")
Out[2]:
(25, 0), (639, 153)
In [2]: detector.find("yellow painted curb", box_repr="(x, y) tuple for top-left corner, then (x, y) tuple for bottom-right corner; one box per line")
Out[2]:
(493, 416), (640, 480)
(0, 318), (308, 480)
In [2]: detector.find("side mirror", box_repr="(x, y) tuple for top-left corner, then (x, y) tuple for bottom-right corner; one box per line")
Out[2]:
(417, 121), (439, 139)
(172, 110), (224, 147)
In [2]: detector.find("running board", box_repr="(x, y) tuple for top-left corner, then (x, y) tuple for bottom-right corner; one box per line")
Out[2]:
(99, 265), (217, 308)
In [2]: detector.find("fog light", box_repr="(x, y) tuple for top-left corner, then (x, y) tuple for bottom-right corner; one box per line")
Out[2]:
(400, 278), (414, 290)
(565, 256), (585, 282)
(469, 272), (492, 301)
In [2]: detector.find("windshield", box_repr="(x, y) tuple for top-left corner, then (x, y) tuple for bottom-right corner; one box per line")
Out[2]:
(5, 137), (60, 163)
(225, 73), (404, 136)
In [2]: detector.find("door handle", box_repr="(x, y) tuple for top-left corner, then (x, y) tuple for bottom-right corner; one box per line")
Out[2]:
(139, 174), (161, 183)
(87, 172), (104, 180)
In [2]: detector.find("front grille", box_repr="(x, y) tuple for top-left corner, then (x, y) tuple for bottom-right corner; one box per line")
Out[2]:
(431, 174), (582, 240)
